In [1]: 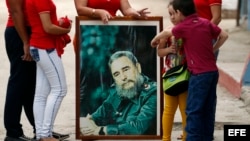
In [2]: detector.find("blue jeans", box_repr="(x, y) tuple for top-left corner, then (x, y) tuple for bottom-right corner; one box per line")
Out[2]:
(4, 27), (36, 138)
(185, 71), (218, 141)
(30, 47), (67, 139)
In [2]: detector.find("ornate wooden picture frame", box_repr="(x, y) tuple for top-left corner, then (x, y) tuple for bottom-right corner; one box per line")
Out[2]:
(75, 16), (163, 140)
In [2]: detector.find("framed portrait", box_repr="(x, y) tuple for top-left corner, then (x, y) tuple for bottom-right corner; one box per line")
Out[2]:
(75, 16), (163, 140)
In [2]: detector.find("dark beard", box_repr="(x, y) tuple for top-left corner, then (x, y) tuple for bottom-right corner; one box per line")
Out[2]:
(116, 75), (144, 99)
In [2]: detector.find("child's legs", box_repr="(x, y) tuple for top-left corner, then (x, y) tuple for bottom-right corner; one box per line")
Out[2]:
(162, 94), (178, 141)
(178, 91), (188, 141)
(185, 72), (218, 141)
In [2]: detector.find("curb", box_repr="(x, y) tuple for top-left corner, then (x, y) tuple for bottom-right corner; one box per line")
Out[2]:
(218, 68), (242, 98)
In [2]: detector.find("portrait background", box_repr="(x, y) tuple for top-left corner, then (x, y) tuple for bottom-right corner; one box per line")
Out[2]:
(75, 16), (163, 140)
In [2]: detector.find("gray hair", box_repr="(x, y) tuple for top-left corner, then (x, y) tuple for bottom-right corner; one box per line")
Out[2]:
(108, 51), (138, 68)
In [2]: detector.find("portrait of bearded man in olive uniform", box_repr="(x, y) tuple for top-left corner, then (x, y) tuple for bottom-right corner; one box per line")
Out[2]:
(80, 51), (157, 135)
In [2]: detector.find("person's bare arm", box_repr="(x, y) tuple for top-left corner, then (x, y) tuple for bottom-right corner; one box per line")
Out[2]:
(210, 4), (221, 25)
(157, 26), (176, 57)
(157, 39), (168, 57)
(39, 12), (71, 35)
(120, 0), (150, 17)
(8, 0), (32, 61)
(213, 30), (228, 52)
(151, 29), (172, 48)
(157, 37), (177, 57)
(74, 0), (112, 24)
(74, 0), (89, 16)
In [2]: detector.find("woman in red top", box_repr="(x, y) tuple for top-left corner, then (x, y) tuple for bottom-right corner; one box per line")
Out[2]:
(73, 0), (150, 49)
(74, 0), (150, 23)
(194, 0), (222, 60)
(194, 0), (222, 25)
(25, 0), (72, 140)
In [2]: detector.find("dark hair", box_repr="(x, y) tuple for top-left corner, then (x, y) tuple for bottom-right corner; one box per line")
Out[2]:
(172, 0), (196, 16)
(108, 51), (138, 68)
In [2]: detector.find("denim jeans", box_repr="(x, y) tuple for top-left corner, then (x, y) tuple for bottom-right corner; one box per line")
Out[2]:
(185, 71), (218, 141)
(4, 27), (36, 138)
(30, 47), (67, 139)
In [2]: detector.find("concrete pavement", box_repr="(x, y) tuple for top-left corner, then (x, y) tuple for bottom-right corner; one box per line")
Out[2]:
(1, 0), (250, 140)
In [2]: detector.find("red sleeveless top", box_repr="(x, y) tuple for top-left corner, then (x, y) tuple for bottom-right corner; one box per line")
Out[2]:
(87, 0), (121, 16)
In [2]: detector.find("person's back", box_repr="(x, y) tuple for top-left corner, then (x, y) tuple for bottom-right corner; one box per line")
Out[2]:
(193, 0), (222, 60)
(172, 15), (220, 74)
(25, 0), (58, 48)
